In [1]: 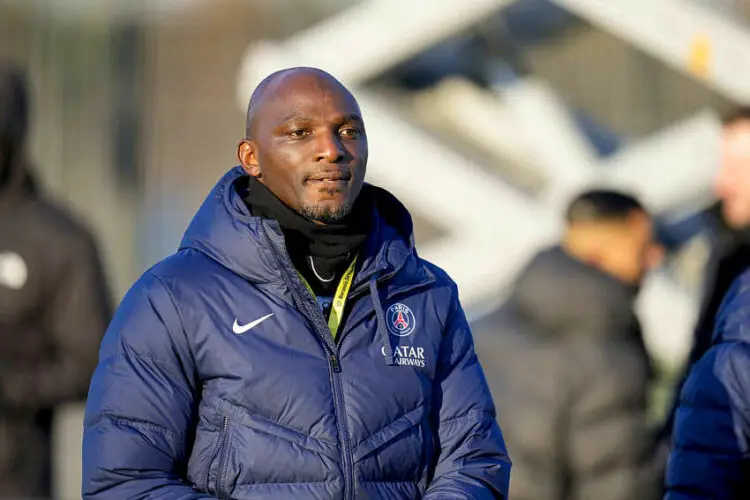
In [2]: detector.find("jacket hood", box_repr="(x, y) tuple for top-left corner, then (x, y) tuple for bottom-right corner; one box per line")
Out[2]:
(180, 167), (425, 294)
(510, 246), (638, 339)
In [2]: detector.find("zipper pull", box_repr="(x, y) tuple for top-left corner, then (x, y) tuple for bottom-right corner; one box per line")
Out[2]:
(329, 354), (342, 373)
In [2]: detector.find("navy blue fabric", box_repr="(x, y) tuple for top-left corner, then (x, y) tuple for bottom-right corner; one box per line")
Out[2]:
(665, 271), (750, 499)
(82, 167), (510, 499)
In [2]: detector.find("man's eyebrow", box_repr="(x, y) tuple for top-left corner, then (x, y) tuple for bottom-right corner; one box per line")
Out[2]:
(281, 113), (312, 122)
(279, 113), (363, 123)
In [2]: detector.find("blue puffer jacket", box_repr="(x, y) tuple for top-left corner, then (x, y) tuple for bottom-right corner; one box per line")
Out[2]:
(665, 271), (750, 499)
(82, 167), (510, 499)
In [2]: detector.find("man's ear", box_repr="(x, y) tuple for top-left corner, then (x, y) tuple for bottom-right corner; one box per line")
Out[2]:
(237, 139), (261, 178)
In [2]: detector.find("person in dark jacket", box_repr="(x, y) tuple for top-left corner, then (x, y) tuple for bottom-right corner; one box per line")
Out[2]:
(82, 67), (510, 499)
(660, 107), (750, 450)
(473, 190), (661, 500)
(0, 65), (111, 497)
(664, 270), (750, 498)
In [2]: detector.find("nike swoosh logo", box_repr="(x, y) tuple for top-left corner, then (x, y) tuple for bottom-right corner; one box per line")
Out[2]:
(232, 313), (274, 334)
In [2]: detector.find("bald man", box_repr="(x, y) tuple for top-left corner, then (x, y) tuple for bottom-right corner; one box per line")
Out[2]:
(82, 68), (510, 499)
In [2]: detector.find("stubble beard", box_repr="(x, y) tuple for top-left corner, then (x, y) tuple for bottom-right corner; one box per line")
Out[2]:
(297, 188), (352, 224)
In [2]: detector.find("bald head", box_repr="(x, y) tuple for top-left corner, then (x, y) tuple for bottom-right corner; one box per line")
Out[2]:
(237, 67), (368, 223)
(245, 67), (357, 140)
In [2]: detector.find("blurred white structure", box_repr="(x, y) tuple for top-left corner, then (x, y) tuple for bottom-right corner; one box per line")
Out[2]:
(550, 0), (750, 102)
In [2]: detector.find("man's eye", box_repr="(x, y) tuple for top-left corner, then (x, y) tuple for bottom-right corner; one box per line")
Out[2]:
(340, 128), (361, 139)
(289, 129), (309, 138)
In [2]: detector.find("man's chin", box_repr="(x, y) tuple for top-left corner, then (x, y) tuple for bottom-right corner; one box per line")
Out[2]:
(298, 200), (352, 224)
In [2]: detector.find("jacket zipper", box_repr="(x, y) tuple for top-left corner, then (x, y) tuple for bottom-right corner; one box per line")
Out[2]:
(288, 279), (355, 500)
(216, 416), (232, 499)
(260, 225), (429, 500)
(328, 353), (354, 500)
(205, 416), (229, 494)
(289, 272), (434, 500)
(330, 277), (437, 499)
(271, 241), (354, 500)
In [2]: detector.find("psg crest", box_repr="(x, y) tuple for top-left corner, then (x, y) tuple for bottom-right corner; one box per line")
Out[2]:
(386, 303), (416, 337)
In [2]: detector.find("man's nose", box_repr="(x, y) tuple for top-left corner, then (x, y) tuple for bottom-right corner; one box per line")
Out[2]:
(315, 132), (346, 163)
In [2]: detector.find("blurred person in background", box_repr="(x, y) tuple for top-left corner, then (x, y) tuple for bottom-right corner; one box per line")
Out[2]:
(664, 265), (750, 498)
(659, 107), (750, 451)
(0, 64), (111, 497)
(82, 67), (510, 499)
(473, 190), (662, 500)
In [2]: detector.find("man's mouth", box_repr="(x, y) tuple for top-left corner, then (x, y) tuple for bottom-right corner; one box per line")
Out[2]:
(306, 171), (351, 184)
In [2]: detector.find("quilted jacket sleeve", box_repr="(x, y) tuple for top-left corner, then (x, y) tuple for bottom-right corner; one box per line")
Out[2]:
(664, 342), (750, 499)
(665, 279), (750, 500)
(82, 271), (216, 499)
(424, 285), (512, 499)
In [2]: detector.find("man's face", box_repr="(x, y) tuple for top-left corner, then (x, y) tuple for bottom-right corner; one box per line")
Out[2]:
(239, 71), (368, 223)
(716, 121), (750, 229)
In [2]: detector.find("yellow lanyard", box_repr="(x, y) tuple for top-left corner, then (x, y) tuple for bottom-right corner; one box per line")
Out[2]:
(298, 256), (357, 339)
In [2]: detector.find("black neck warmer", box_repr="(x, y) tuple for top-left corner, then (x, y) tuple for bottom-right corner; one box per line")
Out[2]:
(243, 176), (371, 295)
